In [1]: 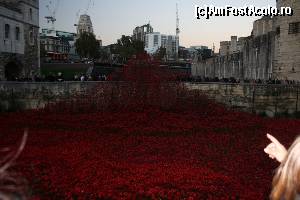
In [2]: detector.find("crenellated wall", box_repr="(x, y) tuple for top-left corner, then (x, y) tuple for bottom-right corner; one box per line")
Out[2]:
(193, 0), (300, 81)
(192, 32), (276, 80)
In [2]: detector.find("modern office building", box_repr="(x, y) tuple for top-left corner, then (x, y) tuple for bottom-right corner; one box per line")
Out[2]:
(132, 23), (153, 42)
(145, 32), (178, 60)
(40, 29), (77, 61)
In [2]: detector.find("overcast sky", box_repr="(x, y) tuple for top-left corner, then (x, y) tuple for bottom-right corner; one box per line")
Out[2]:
(39, 0), (277, 50)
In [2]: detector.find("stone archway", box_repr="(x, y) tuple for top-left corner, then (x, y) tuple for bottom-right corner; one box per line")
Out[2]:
(4, 61), (21, 81)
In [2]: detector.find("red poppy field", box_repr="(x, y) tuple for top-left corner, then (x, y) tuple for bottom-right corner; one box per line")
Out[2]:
(2, 99), (300, 199)
(1, 56), (300, 199)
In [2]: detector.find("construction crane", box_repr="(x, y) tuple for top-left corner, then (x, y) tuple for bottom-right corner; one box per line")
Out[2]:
(74, 0), (94, 27)
(84, 0), (94, 14)
(74, 9), (81, 27)
(45, 0), (60, 30)
(175, 3), (180, 60)
(176, 3), (180, 36)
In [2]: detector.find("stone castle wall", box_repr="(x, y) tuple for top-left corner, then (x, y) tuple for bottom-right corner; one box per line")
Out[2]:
(0, 0), (39, 80)
(193, 0), (300, 81)
(274, 0), (300, 80)
(0, 82), (98, 111)
(192, 32), (276, 80)
(0, 82), (299, 117)
(185, 82), (300, 117)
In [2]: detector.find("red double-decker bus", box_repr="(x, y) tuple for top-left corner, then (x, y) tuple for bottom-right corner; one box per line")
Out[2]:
(46, 52), (69, 62)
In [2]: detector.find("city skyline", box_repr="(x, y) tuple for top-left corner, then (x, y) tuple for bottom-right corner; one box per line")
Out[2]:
(40, 0), (277, 50)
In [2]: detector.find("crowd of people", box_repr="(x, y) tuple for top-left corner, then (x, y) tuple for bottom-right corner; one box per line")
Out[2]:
(2, 74), (300, 86)
(180, 76), (300, 85)
(73, 74), (107, 82)
(4, 73), (108, 82)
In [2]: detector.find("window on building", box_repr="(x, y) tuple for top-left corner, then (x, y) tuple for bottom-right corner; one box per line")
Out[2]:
(30, 31), (34, 44)
(29, 8), (33, 20)
(145, 35), (149, 48)
(288, 22), (300, 34)
(276, 27), (280, 35)
(15, 27), (20, 41)
(5, 24), (10, 39)
(154, 35), (159, 46)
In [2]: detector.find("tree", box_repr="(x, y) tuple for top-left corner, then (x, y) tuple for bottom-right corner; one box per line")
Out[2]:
(98, 47), (110, 63)
(154, 47), (166, 61)
(75, 32), (99, 59)
(112, 35), (145, 63)
(196, 49), (212, 60)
